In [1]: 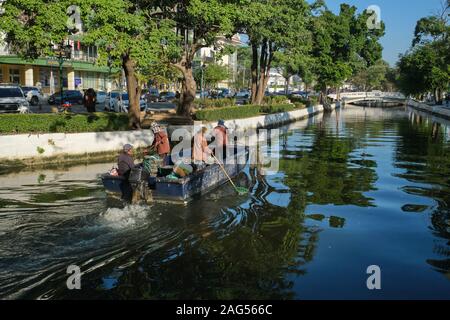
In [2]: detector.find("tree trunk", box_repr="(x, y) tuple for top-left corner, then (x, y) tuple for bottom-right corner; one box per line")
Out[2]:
(250, 43), (258, 104)
(319, 85), (327, 105)
(285, 77), (290, 95)
(336, 86), (341, 101)
(122, 56), (140, 129)
(437, 88), (443, 105)
(255, 42), (268, 105)
(178, 66), (196, 117)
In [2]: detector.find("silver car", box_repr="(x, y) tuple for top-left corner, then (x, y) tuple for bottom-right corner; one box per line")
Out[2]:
(113, 93), (147, 113)
(21, 86), (45, 106)
(0, 84), (30, 113)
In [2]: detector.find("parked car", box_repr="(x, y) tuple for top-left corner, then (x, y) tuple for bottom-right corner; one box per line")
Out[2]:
(48, 90), (83, 105)
(217, 88), (234, 98)
(96, 91), (107, 105)
(291, 91), (309, 98)
(21, 86), (45, 106)
(146, 88), (160, 103)
(195, 90), (209, 99)
(140, 89), (148, 99)
(104, 91), (125, 111)
(235, 90), (250, 105)
(159, 91), (176, 102)
(113, 93), (147, 113)
(0, 84), (29, 113)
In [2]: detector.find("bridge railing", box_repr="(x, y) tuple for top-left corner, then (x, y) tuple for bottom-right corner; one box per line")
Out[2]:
(328, 92), (405, 100)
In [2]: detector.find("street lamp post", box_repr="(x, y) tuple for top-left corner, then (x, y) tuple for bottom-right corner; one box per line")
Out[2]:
(106, 44), (114, 92)
(201, 63), (206, 104)
(54, 40), (72, 108)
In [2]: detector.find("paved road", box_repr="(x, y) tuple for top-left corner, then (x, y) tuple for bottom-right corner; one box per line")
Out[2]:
(29, 102), (176, 114)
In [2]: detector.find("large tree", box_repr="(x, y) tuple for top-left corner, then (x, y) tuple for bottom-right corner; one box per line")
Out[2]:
(145, 0), (240, 117)
(194, 62), (229, 90)
(0, 0), (172, 129)
(237, 0), (311, 105)
(309, 4), (385, 102)
(398, 1), (449, 102)
(350, 59), (390, 91)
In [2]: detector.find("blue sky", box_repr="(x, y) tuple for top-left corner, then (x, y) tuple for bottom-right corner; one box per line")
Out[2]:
(324, 0), (445, 66)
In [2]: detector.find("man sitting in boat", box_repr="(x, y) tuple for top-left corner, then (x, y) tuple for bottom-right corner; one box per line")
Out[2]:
(117, 144), (135, 178)
(193, 126), (213, 170)
(150, 122), (170, 165)
(213, 119), (228, 162)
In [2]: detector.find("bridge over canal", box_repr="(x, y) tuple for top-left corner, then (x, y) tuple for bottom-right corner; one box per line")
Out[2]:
(328, 91), (406, 104)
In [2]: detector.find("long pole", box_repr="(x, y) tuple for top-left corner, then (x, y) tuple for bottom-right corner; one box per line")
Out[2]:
(59, 53), (63, 107)
(201, 65), (204, 103)
(211, 153), (238, 190)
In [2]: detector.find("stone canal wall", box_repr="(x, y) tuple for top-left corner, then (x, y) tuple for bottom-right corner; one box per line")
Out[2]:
(0, 130), (154, 162)
(407, 99), (450, 120)
(0, 103), (336, 164)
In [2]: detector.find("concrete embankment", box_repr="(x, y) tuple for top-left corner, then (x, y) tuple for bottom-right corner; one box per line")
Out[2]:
(0, 103), (336, 168)
(407, 99), (450, 120)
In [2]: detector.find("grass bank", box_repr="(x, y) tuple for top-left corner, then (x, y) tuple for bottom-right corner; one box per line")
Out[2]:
(0, 113), (129, 135)
(194, 103), (307, 121)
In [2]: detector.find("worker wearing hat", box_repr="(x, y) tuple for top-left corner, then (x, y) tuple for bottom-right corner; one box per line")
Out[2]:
(213, 119), (228, 162)
(117, 143), (135, 177)
(150, 122), (171, 165)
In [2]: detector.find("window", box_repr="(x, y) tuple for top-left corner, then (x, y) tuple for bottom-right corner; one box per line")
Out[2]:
(0, 87), (23, 98)
(9, 68), (20, 84)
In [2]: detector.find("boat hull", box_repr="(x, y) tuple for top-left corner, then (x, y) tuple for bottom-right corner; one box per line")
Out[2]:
(101, 147), (248, 203)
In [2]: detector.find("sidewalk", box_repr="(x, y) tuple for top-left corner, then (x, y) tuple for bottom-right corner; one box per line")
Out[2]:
(407, 100), (450, 120)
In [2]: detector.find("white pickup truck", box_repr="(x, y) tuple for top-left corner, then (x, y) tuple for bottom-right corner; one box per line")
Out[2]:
(0, 84), (30, 113)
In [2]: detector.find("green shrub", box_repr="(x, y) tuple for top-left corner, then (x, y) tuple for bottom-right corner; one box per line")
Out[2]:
(309, 96), (319, 106)
(194, 103), (309, 121)
(194, 98), (236, 109)
(289, 96), (320, 107)
(294, 103), (307, 109)
(289, 96), (309, 104)
(260, 104), (296, 114)
(263, 95), (290, 105)
(0, 113), (130, 135)
(194, 105), (261, 121)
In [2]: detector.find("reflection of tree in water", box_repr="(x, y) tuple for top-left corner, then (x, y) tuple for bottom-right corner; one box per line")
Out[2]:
(395, 114), (450, 278)
(54, 116), (382, 299)
(280, 121), (378, 207)
(54, 166), (320, 300)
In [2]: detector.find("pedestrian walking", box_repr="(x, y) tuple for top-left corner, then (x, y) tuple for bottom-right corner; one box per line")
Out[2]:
(84, 88), (97, 112)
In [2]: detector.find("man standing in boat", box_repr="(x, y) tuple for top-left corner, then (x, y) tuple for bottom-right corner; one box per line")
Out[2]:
(117, 144), (135, 178)
(150, 122), (171, 165)
(193, 126), (213, 170)
(213, 119), (228, 163)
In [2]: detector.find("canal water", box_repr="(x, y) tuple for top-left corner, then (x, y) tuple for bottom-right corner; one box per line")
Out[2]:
(0, 105), (449, 299)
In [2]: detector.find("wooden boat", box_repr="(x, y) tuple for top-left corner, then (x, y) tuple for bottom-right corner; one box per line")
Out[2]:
(101, 147), (249, 203)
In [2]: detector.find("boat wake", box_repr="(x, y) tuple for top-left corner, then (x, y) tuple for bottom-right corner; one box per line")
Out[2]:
(100, 205), (154, 229)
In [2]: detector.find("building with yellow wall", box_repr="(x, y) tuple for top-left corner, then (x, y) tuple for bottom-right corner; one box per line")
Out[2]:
(0, 42), (118, 94)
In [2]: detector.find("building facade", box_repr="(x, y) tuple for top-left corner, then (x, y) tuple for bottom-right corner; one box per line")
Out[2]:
(195, 34), (242, 90)
(0, 39), (115, 94)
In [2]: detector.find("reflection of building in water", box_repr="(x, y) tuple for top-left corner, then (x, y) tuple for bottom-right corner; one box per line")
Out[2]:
(408, 107), (450, 142)
(396, 110), (450, 280)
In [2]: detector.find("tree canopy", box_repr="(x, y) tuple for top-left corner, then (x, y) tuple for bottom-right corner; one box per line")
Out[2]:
(309, 3), (385, 99)
(397, 2), (449, 101)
